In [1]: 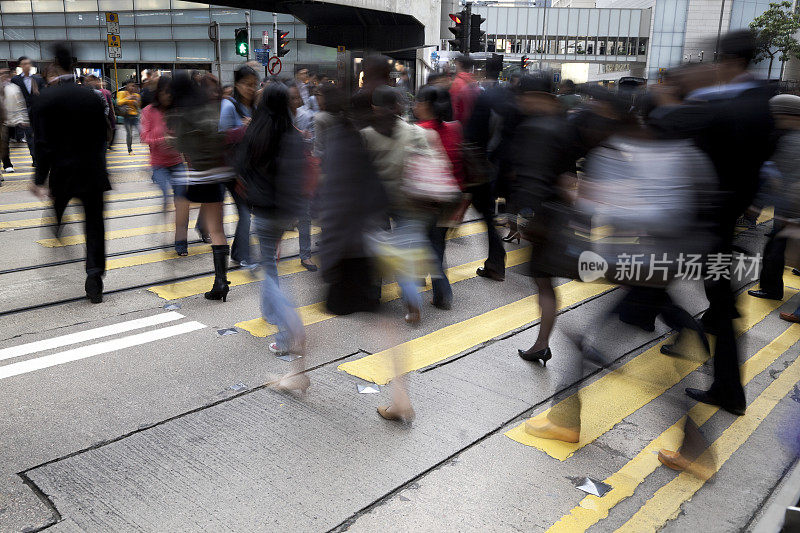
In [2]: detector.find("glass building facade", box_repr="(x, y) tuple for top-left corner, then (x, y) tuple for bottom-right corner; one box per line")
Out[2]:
(0, 1), (337, 87)
(471, 6), (651, 63)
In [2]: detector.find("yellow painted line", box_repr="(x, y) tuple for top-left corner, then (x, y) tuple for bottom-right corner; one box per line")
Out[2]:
(615, 352), (800, 533)
(149, 221), (490, 301)
(546, 322), (800, 532)
(147, 253), (308, 299)
(36, 213), (305, 247)
(338, 280), (615, 385)
(5, 163), (150, 179)
(505, 283), (793, 460)
(0, 203), (169, 230)
(1, 200), (235, 230)
(0, 190), (163, 213)
(107, 225), (317, 271)
(237, 246), (533, 337)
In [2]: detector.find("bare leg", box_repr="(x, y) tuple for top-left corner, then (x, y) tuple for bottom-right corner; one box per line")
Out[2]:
(378, 313), (415, 422)
(201, 202), (226, 245)
(174, 196), (190, 242)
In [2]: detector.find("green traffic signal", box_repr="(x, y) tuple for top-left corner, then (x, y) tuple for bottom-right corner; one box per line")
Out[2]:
(234, 27), (248, 57)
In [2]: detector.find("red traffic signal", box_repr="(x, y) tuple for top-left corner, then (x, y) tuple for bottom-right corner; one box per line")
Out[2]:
(448, 11), (468, 53)
(277, 29), (290, 57)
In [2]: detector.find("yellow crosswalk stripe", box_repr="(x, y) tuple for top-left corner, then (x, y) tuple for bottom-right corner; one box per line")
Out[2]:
(505, 283), (795, 460)
(0, 190), (162, 213)
(0, 204), (169, 230)
(338, 280), (615, 385)
(236, 246), (533, 337)
(615, 352), (800, 533)
(36, 213), (299, 247)
(106, 225), (317, 270)
(147, 253), (309, 299)
(546, 322), (800, 532)
(5, 163), (150, 179)
(1, 200), (235, 230)
(148, 221), (491, 301)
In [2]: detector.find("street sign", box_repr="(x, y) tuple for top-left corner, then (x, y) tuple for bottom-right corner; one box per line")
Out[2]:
(263, 31), (269, 45)
(553, 72), (561, 83)
(107, 34), (121, 59)
(105, 12), (119, 35)
(254, 48), (269, 66)
(337, 45), (345, 53)
(268, 56), (282, 76)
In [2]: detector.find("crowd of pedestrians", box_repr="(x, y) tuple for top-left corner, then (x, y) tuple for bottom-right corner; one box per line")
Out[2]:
(16, 30), (800, 476)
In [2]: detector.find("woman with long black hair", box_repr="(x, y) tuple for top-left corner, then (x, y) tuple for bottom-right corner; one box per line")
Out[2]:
(168, 71), (234, 301)
(237, 82), (309, 392)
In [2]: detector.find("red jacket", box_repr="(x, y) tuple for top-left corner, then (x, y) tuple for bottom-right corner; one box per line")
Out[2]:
(418, 119), (465, 187)
(449, 72), (478, 125)
(140, 104), (184, 168)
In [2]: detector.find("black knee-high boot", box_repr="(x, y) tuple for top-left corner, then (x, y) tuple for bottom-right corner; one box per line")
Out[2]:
(205, 244), (230, 301)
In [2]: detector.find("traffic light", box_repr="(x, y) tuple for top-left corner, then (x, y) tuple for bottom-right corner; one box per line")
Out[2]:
(469, 14), (485, 53)
(521, 55), (530, 69)
(276, 29), (290, 57)
(448, 11), (468, 53)
(234, 27), (248, 57)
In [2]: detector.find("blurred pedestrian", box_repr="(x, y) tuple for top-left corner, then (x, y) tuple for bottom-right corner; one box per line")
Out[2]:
(463, 55), (516, 280)
(140, 71), (159, 108)
(219, 64), (258, 269)
(511, 75), (579, 369)
(117, 80), (141, 155)
(414, 84), (464, 309)
(557, 79), (581, 111)
(10, 56), (43, 166)
(449, 55), (478, 124)
(237, 83), (308, 391)
(288, 81), (317, 271)
(140, 75), (191, 256)
(169, 71), (234, 302)
(84, 75), (116, 149)
(29, 44), (109, 303)
(1, 67), (27, 173)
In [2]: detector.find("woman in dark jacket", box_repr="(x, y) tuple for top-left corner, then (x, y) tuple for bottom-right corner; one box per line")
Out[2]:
(169, 71), (234, 302)
(237, 82), (308, 392)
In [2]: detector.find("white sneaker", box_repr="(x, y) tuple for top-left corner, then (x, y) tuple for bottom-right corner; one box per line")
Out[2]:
(4, 167), (14, 173)
(268, 342), (287, 356)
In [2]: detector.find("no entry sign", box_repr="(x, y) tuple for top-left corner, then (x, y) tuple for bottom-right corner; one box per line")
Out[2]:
(268, 56), (282, 76)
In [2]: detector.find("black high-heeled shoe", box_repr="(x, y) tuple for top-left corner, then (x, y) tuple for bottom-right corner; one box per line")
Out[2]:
(502, 231), (520, 244)
(518, 346), (552, 366)
(204, 280), (230, 302)
(204, 244), (230, 302)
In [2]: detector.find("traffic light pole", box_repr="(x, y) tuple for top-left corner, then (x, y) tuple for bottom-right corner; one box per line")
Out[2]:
(464, 3), (472, 55)
(273, 12), (278, 61)
(245, 11), (251, 61)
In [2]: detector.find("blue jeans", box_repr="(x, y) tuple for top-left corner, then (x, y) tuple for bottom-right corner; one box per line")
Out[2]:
(254, 215), (304, 352)
(123, 115), (139, 152)
(226, 180), (252, 264)
(151, 164), (186, 210)
(392, 217), (427, 311)
(428, 220), (452, 306)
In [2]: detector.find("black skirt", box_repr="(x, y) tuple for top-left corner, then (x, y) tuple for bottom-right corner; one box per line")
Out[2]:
(185, 183), (224, 203)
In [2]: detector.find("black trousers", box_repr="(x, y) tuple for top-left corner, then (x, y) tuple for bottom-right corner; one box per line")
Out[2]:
(465, 181), (505, 275)
(2, 126), (13, 168)
(758, 222), (786, 297)
(702, 223), (745, 407)
(53, 189), (106, 277)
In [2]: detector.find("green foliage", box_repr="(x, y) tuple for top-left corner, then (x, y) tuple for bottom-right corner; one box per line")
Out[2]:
(749, 1), (800, 77)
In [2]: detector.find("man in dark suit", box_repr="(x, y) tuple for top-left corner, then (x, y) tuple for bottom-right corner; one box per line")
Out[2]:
(650, 30), (775, 476)
(29, 44), (109, 303)
(10, 56), (44, 166)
